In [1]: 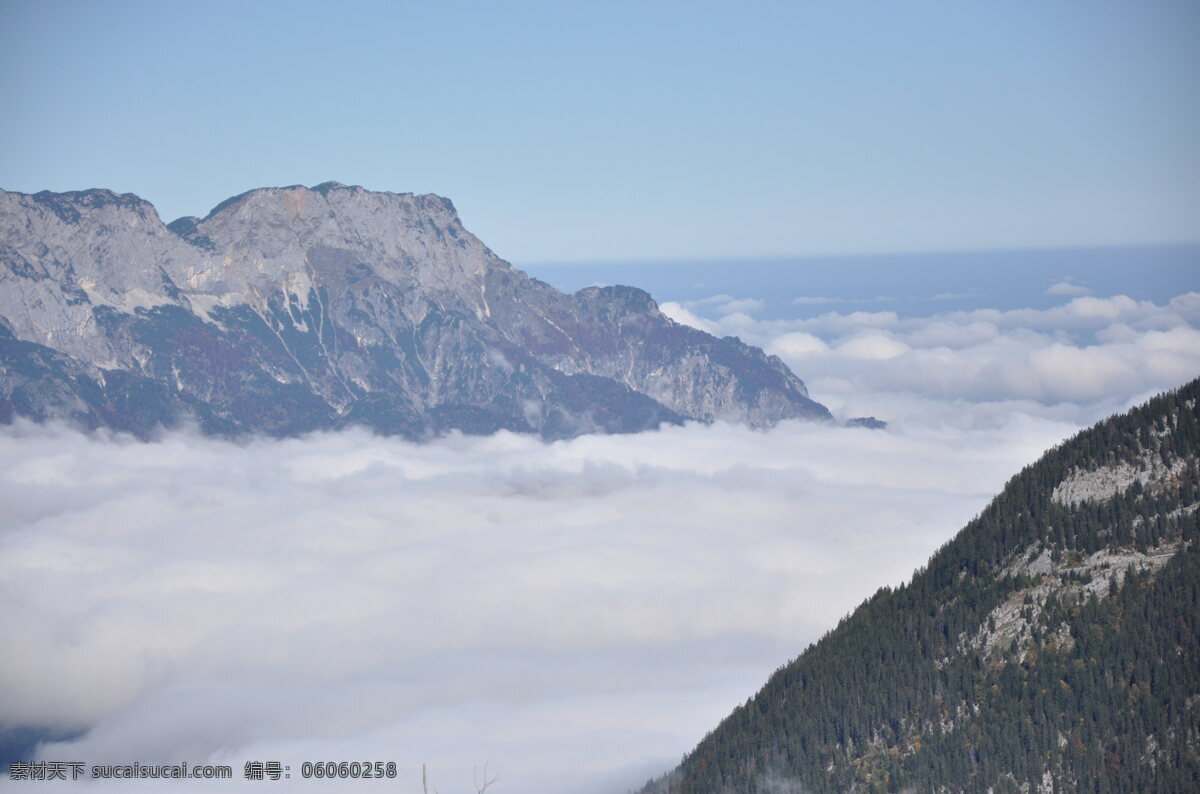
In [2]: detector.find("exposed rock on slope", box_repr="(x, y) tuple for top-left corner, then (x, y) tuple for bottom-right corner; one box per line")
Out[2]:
(0, 183), (830, 438)
(644, 380), (1200, 794)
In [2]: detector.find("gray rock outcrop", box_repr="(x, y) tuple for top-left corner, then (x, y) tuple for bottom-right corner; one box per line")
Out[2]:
(0, 183), (830, 439)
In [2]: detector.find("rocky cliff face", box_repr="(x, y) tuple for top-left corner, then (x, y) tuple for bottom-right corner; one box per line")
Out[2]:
(0, 183), (830, 438)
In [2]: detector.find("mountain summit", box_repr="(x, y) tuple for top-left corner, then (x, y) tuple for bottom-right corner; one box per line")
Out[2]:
(0, 183), (829, 438)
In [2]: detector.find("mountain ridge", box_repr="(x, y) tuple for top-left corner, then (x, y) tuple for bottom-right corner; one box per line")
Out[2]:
(0, 183), (830, 439)
(644, 378), (1200, 793)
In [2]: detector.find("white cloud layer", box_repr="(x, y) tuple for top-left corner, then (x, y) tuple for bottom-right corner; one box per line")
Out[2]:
(664, 292), (1200, 426)
(4, 288), (1198, 792)
(1, 412), (1074, 792)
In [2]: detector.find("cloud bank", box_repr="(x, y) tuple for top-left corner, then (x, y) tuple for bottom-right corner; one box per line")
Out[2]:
(4, 287), (1197, 792)
(663, 291), (1200, 427)
(1, 412), (1073, 792)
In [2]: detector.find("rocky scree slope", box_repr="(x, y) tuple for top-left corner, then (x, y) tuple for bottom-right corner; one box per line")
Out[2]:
(0, 183), (829, 438)
(644, 379), (1200, 794)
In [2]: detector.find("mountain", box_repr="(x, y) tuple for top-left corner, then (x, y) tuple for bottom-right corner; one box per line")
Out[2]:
(0, 183), (830, 439)
(644, 379), (1200, 793)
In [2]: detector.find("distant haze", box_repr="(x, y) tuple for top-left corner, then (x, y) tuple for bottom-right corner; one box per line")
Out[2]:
(522, 244), (1200, 319)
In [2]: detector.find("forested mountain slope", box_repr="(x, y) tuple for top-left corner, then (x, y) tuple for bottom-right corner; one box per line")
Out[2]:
(646, 378), (1200, 793)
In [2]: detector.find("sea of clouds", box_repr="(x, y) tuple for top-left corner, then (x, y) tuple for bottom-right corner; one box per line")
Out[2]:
(663, 290), (1200, 427)
(1, 289), (1197, 793)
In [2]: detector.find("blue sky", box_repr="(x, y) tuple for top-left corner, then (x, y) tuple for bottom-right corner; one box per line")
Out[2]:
(2, 0), (1198, 262)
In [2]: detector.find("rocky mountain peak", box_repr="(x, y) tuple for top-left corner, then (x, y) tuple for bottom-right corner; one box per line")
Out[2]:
(0, 183), (831, 439)
(197, 182), (459, 227)
(30, 187), (157, 224)
(574, 285), (661, 318)
(168, 183), (495, 314)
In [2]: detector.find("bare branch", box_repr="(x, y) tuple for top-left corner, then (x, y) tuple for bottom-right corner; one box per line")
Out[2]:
(474, 762), (499, 793)
(421, 763), (440, 794)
